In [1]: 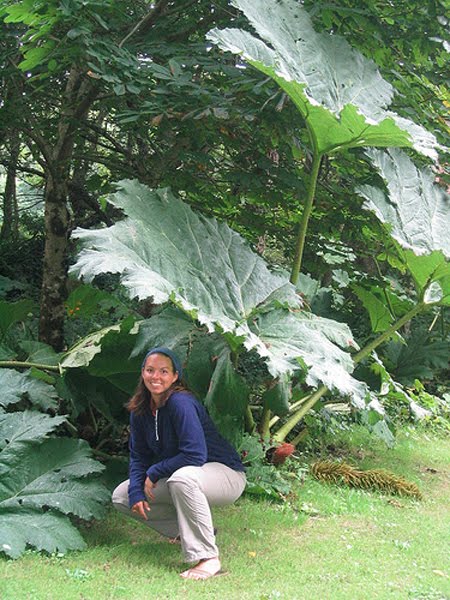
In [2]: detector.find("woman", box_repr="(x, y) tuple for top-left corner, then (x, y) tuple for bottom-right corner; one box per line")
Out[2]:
(112, 346), (246, 580)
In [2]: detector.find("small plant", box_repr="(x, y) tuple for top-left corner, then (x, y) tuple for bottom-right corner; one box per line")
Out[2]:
(382, 379), (450, 433)
(239, 434), (298, 500)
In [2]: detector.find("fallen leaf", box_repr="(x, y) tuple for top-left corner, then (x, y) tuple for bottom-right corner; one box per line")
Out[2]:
(387, 499), (404, 508)
(432, 570), (448, 578)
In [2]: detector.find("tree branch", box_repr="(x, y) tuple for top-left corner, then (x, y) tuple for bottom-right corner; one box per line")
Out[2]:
(119, 0), (170, 48)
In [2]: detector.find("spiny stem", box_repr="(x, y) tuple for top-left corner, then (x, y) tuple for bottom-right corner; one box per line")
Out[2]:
(0, 360), (60, 371)
(353, 302), (425, 364)
(290, 152), (322, 285)
(273, 385), (327, 442)
(269, 391), (314, 429)
(245, 405), (256, 434)
(259, 404), (271, 438)
(272, 302), (427, 443)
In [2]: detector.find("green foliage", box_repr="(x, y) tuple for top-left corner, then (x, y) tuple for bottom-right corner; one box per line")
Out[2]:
(207, 0), (438, 158)
(353, 285), (396, 333)
(0, 299), (34, 340)
(0, 0), (447, 541)
(383, 329), (449, 385)
(0, 275), (28, 298)
(238, 434), (295, 500)
(204, 346), (250, 443)
(0, 411), (109, 558)
(356, 150), (450, 337)
(381, 378), (450, 433)
(70, 181), (367, 404)
(359, 149), (450, 261)
(303, 0), (450, 152)
(0, 369), (58, 411)
(64, 283), (131, 322)
(262, 376), (291, 417)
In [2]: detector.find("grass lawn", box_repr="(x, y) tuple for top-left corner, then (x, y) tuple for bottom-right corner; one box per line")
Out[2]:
(1, 426), (449, 600)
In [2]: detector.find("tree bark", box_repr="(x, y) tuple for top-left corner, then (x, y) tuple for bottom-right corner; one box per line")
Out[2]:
(0, 132), (20, 241)
(38, 67), (97, 350)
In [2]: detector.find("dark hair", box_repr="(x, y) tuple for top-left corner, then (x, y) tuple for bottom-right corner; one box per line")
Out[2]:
(126, 353), (189, 415)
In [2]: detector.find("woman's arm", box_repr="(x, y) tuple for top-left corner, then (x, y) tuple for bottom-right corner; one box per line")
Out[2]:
(128, 413), (154, 507)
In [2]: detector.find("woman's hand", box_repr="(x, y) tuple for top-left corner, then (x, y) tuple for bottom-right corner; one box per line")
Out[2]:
(131, 500), (150, 520)
(144, 476), (156, 501)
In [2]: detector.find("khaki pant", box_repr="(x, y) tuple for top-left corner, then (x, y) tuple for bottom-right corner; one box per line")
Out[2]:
(112, 462), (246, 563)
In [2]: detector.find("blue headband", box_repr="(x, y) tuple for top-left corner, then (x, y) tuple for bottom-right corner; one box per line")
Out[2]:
(141, 346), (183, 379)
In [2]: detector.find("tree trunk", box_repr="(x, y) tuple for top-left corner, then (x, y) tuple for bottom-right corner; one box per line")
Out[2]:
(0, 132), (20, 241)
(38, 67), (97, 350)
(39, 174), (71, 350)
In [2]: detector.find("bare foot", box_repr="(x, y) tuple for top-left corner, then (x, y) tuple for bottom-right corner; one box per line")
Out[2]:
(180, 557), (224, 580)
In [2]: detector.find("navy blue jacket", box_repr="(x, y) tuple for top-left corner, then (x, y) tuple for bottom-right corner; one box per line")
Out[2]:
(128, 391), (244, 507)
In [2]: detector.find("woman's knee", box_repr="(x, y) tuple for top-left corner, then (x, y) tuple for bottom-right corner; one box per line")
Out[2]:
(111, 479), (130, 507)
(167, 467), (202, 498)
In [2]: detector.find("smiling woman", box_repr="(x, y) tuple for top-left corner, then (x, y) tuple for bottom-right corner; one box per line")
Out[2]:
(111, 347), (246, 580)
(141, 353), (179, 406)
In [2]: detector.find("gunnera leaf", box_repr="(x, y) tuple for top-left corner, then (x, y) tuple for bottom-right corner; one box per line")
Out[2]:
(0, 410), (66, 457)
(0, 411), (109, 558)
(0, 508), (86, 559)
(70, 181), (365, 401)
(204, 346), (250, 443)
(0, 368), (58, 411)
(71, 182), (302, 333)
(0, 437), (107, 519)
(358, 149), (450, 305)
(207, 0), (438, 158)
(359, 149), (450, 259)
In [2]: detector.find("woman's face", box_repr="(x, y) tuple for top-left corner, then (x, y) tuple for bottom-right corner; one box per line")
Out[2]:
(142, 353), (179, 400)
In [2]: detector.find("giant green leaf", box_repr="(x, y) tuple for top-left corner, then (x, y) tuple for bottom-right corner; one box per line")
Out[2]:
(261, 375), (291, 416)
(0, 411), (65, 456)
(60, 323), (123, 369)
(61, 315), (139, 372)
(19, 341), (61, 367)
(359, 149), (450, 258)
(61, 368), (130, 419)
(71, 182), (302, 333)
(130, 306), (198, 364)
(207, 0), (438, 158)
(0, 508), (86, 559)
(0, 437), (107, 520)
(353, 285), (394, 333)
(71, 181), (364, 400)
(204, 347), (249, 443)
(358, 149), (450, 305)
(0, 411), (109, 558)
(0, 368), (58, 410)
(184, 334), (228, 401)
(403, 251), (450, 305)
(250, 309), (367, 407)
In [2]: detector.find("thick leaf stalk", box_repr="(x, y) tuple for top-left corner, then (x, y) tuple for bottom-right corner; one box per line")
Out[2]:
(244, 405), (256, 433)
(272, 301), (427, 442)
(290, 153), (322, 285)
(0, 361), (60, 371)
(259, 404), (271, 438)
(273, 385), (327, 442)
(352, 302), (426, 364)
